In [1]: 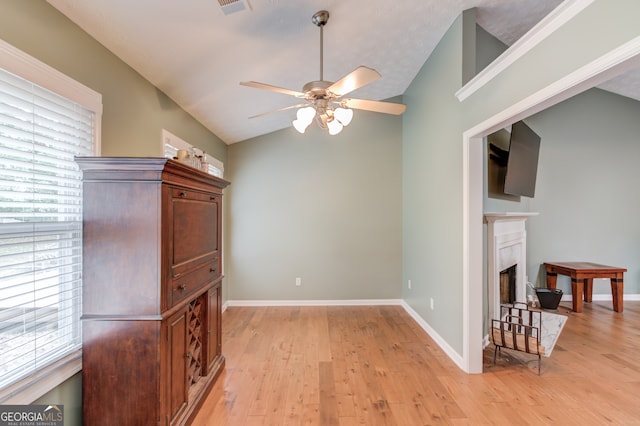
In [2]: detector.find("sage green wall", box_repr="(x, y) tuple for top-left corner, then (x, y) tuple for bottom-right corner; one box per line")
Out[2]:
(33, 374), (81, 426)
(476, 24), (507, 76)
(226, 105), (403, 301)
(0, 1), (228, 419)
(523, 88), (640, 295)
(0, 0), (227, 160)
(402, 15), (465, 352)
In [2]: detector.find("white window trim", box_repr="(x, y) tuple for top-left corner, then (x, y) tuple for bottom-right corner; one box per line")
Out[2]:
(0, 351), (82, 404)
(0, 38), (102, 403)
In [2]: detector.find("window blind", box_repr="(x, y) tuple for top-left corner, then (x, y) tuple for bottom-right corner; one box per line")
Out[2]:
(0, 67), (93, 390)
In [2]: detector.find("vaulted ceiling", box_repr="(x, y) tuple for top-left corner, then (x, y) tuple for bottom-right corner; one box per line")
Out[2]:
(46, 0), (638, 144)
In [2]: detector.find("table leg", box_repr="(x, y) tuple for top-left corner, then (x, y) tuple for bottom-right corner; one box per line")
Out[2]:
(611, 277), (624, 313)
(571, 278), (583, 313)
(585, 278), (594, 302)
(546, 270), (557, 289)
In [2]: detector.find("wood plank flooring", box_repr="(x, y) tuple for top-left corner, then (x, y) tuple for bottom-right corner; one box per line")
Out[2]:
(192, 301), (640, 425)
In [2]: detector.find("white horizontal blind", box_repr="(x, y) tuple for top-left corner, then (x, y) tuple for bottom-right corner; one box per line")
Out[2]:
(0, 67), (93, 390)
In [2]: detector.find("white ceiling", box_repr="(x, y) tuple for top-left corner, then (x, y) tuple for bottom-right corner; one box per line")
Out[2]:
(45, 0), (637, 144)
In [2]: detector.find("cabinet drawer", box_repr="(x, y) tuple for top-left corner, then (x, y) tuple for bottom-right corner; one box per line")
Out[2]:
(170, 260), (220, 306)
(171, 187), (219, 202)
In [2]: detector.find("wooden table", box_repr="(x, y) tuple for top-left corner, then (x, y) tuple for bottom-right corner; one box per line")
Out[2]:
(544, 262), (626, 313)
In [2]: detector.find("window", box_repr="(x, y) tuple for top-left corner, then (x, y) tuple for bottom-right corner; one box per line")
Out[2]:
(0, 39), (101, 401)
(162, 129), (224, 178)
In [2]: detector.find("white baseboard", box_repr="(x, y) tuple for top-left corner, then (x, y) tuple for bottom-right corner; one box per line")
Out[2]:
(560, 294), (640, 302)
(224, 299), (404, 307)
(222, 299), (402, 313)
(399, 301), (466, 371)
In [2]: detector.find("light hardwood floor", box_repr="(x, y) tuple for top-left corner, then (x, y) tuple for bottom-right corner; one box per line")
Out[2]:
(192, 301), (640, 425)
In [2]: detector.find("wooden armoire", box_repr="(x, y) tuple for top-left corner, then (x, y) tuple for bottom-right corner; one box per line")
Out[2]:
(76, 157), (230, 425)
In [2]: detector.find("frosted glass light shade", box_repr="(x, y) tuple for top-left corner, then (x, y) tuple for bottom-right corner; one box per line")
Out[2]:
(293, 118), (311, 133)
(293, 106), (316, 133)
(327, 118), (343, 135)
(334, 107), (353, 126)
(297, 106), (316, 122)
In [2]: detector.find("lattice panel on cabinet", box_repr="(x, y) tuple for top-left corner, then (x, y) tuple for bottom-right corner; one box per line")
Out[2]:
(187, 296), (204, 385)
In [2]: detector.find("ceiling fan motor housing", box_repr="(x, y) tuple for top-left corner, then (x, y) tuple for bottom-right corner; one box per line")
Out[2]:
(302, 80), (334, 98)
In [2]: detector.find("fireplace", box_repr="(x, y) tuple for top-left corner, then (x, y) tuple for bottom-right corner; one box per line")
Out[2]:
(485, 212), (538, 320)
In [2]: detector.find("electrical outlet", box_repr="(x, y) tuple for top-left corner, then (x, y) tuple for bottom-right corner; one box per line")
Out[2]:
(295, 277), (302, 287)
(430, 297), (434, 310)
(408, 279), (412, 290)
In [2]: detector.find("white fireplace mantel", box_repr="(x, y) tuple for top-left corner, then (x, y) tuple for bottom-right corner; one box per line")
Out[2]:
(485, 212), (539, 320)
(484, 212), (540, 223)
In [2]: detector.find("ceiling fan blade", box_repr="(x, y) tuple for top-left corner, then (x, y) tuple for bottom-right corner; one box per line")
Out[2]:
(342, 98), (407, 115)
(327, 66), (381, 97)
(248, 103), (309, 119)
(240, 81), (305, 98)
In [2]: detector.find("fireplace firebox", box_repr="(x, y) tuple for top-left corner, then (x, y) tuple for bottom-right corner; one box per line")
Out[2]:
(500, 265), (517, 305)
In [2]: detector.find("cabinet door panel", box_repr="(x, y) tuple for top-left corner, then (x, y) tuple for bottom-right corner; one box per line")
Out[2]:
(167, 310), (188, 424)
(171, 189), (219, 274)
(206, 284), (221, 373)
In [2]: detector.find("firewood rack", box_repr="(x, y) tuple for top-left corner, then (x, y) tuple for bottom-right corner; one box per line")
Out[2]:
(491, 303), (544, 375)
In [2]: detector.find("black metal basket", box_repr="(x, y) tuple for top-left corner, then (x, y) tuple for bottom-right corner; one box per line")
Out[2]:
(536, 288), (563, 311)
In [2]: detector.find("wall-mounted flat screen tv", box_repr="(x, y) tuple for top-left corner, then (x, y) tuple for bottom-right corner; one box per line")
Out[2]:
(503, 120), (541, 198)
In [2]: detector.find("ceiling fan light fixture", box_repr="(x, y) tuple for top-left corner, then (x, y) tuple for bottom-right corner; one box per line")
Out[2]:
(334, 107), (353, 126)
(241, 10), (406, 137)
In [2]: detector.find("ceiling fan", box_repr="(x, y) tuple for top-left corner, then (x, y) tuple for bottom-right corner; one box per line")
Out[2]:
(240, 10), (407, 135)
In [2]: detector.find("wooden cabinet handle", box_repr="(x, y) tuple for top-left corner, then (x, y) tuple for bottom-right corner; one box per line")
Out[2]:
(210, 196), (215, 200)
(179, 283), (186, 291)
(186, 352), (192, 360)
(179, 191), (186, 198)
(210, 267), (216, 273)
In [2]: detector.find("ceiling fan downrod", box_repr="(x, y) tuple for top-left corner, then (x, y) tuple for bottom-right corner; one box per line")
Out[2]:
(312, 10), (329, 82)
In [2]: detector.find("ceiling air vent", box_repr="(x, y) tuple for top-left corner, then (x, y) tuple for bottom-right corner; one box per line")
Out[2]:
(218, 0), (251, 15)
